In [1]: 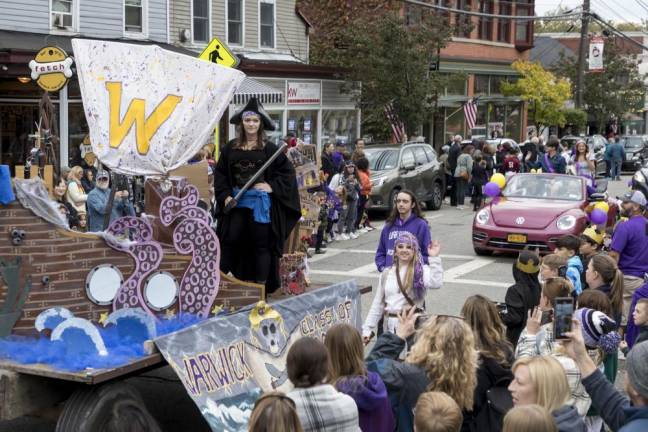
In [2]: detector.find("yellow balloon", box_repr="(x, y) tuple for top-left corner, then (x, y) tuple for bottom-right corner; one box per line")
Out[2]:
(594, 201), (609, 213)
(490, 173), (506, 189)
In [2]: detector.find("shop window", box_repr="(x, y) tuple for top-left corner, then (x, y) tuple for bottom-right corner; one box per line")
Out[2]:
(515, 0), (533, 47)
(498, 3), (511, 43)
(455, 0), (472, 38)
(68, 103), (89, 167)
(265, 111), (284, 145)
(445, 74), (466, 96)
(124, 0), (146, 34)
(322, 110), (357, 149)
(478, 1), (493, 41)
(288, 110), (317, 146)
(193, 0), (210, 43)
(490, 75), (506, 95)
(260, 0), (275, 49)
(227, 0), (243, 46)
(51, 0), (75, 31)
(474, 74), (490, 95)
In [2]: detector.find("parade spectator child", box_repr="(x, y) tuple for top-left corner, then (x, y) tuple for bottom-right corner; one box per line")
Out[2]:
(375, 190), (431, 272)
(66, 166), (88, 230)
(414, 392), (463, 432)
(336, 163), (361, 240)
(625, 282), (648, 351)
(501, 250), (542, 347)
(362, 233), (442, 342)
(502, 405), (558, 432)
(539, 254), (569, 286)
(287, 337), (360, 432)
(325, 324), (394, 432)
(470, 155), (488, 211)
(579, 228), (604, 289)
(585, 254), (624, 324)
(621, 298), (648, 354)
(249, 392), (304, 432)
(502, 147), (521, 174)
(554, 235), (584, 296)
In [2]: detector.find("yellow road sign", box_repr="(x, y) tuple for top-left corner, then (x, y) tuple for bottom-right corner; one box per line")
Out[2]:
(198, 37), (240, 68)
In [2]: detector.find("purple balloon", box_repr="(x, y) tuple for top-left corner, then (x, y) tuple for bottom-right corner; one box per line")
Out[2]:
(484, 182), (501, 197)
(589, 208), (607, 225)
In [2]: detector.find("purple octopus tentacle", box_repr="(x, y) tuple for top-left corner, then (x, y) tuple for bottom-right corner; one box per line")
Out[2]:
(159, 184), (201, 226)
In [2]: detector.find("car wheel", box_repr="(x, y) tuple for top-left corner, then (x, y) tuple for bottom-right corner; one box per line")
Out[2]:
(473, 247), (493, 256)
(426, 181), (443, 211)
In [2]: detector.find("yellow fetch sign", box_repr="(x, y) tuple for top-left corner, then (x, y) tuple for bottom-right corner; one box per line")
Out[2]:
(198, 37), (240, 68)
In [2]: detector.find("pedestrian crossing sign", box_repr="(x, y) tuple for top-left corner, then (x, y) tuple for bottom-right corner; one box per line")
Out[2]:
(198, 37), (240, 68)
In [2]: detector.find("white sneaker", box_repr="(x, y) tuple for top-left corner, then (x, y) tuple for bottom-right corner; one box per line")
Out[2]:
(339, 233), (350, 241)
(350, 232), (359, 239)
(359, 228), (369, 234)
(456, 206), (465, 210)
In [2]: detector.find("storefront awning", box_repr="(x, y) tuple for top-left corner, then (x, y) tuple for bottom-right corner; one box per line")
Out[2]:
(233, 78), (283, 105)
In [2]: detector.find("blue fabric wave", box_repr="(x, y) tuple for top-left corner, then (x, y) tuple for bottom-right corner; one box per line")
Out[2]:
(233, 187), (271, 224)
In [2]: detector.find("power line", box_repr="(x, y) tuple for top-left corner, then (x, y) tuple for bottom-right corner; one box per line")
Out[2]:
(402, 0), (582, 21)
(590, 13), (648, 51)
(635, 0), (648, 14)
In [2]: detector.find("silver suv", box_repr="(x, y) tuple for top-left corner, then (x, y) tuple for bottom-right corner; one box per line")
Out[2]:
(365, 142), (445, 212)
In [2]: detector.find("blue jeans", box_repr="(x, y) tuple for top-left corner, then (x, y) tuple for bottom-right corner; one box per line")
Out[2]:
(610, 159), (622, 179)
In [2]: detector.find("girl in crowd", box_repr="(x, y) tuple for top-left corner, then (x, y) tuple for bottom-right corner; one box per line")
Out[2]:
(366, 308), (478, 432)
(214, 98), (301, 293)
(248, 392), (304, 432)
(81, 168), (95, 193)
(330, 162), (361, 240)
(375, 190), (431, 272)
(508, 356), (586, 431)
(502, 405), (558, 432)
(362, 232), (442, 342)
(461, 295), (514, 432)
(355, 157), (374, 233)
(53, 177), (79, 229)
(572, 140), (596, 189)
(324, 323), (394, 432)
(501, 250), (542, 347)
(66, 166), (88, 231)
(286, 337), (360, 432)
(585, 254), (624, 324)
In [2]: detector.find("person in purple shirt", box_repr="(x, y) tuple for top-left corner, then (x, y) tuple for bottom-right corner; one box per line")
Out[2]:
(609, 190), (648, 328)
(375, 190), (431, 272)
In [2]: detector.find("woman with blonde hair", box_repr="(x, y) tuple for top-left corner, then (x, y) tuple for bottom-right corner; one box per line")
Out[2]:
(461, 295), (514, 431)
(66, 165), (88, 230)
(248, 391), (304, 432)
(366, 308), (478, 432)
(324, 323), (394, 432)
(508, 356), (585, 431)
(502, 405), (557, 432)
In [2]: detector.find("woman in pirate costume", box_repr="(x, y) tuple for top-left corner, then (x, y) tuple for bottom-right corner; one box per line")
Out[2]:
(362, 232), (443, 343)
(214, 98), (301, 294)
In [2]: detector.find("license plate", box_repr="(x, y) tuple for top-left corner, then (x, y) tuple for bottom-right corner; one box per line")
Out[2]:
(507, 234), (527, 243)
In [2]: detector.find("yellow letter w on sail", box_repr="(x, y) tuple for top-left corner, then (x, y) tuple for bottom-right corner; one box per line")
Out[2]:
(106, 82), (182, 155)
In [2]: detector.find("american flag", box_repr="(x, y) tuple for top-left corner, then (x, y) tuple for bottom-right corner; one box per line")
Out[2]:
(384, 102), (406, 143)
(463, 98), (478, 131)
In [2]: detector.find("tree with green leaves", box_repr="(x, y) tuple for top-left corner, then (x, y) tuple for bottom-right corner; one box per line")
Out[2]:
(501, 60), (572, 133)
(298, 1), (460, 140)
(553, 38), (646, 133)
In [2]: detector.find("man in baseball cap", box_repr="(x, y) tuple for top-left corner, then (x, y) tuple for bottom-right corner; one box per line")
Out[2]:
(565, 321), (648, 431)
(622, 190), (647, 209)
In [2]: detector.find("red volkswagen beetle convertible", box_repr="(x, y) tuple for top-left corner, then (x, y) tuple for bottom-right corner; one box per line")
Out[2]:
(472, 173), (614, 255)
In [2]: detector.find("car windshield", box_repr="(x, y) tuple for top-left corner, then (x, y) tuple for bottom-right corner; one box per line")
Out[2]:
(502, 175), (583, 201)
(623, 137), (643, 148)
(366, 149), (399, 171)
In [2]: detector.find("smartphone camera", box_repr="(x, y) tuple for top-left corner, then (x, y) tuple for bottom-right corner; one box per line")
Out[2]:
(553, 297), (574, 340)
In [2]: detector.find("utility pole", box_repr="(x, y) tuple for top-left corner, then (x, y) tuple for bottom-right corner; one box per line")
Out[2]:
(575, 0), (590, 108)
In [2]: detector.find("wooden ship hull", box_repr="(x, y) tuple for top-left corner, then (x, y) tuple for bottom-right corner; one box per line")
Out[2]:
(0, 185), (263, 336)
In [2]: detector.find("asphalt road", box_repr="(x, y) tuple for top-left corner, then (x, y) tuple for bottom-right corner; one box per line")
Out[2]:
(0, 175), (632, 431)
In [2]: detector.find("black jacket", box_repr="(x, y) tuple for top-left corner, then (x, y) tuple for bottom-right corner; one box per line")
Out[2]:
(501, 263), (541, 346)
(448, 142), (462, 173)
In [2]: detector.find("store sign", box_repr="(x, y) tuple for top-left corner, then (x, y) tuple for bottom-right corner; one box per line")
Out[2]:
(72, 39), (244, 176)
(589, 36), (605, 72)
(28, 46), (74, 92)
(287, 82), (321, 105)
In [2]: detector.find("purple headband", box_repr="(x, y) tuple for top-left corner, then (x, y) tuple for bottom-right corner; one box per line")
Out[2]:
(242, 111), (260, 120)
(394, 232), (425, 301)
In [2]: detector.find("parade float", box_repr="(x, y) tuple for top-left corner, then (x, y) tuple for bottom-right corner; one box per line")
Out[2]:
(0, 39), (362, 431)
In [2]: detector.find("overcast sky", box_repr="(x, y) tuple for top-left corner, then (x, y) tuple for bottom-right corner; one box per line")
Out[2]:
(535, 0), (648, 23)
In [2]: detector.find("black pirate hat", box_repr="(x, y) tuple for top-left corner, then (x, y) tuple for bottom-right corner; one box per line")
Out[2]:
(230, 97), (276, 131)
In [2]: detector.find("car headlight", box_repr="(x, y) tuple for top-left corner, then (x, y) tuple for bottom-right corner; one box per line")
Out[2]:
(371, 177), (387, 188)
(476, 209), (490, 225)
(634, 171), (646, 184)
(632, 155), (640, 160)
(556, 215), (577, 231)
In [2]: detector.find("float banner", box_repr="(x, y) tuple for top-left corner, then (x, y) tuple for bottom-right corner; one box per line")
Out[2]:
(154, 280), (361, 431)
(589, 36), (605, 72)
(72, 39), (245, 176)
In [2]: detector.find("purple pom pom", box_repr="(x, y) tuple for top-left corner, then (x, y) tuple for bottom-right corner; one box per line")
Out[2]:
(600, 332), (622, 354)
(484, 182), (501, 197)
(589, 208), (607, 225)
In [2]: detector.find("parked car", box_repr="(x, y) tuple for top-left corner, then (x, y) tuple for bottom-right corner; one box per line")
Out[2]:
(365, 142), (446, 212)
(586, 134), (608, 177)
(620, 135), (648, 171)
(472, 173), (616, 255)
(560, 135), (581, 152)
(631, 161), (648, 199)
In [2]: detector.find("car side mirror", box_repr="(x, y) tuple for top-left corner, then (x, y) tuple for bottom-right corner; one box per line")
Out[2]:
(402, 161), (415, 171)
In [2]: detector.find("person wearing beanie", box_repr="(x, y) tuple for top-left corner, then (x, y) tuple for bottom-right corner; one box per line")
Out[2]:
(564, 321), (648, 432)
(574, 308), (622, 354)
(501, 250), (542, 346)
